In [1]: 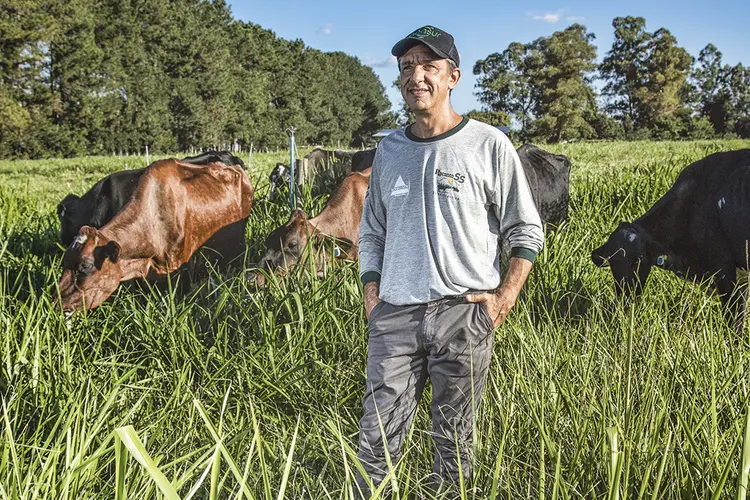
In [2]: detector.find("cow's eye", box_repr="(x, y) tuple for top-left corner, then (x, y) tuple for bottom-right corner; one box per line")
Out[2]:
(78, 261), (95, 274)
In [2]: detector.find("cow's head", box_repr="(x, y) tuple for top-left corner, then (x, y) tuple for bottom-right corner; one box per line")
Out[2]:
(57, 194), (83, 246)
(250, 209), (352, 285)
(255, 209), (315, 275)
(591, 222), (661, 297)
(57, 226), (123, 311)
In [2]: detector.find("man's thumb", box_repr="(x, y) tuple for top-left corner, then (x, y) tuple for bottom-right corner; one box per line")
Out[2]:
(465, 293), (489, 303)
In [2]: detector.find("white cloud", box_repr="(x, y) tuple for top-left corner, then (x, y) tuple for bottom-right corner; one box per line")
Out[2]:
(317, 23), (333, 36)
(527, 10), (585, 24)
(532, 11), (561, 23)
(364, 55), (398, 69)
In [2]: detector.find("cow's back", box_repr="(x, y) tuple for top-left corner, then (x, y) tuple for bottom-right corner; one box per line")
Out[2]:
(695, 150), (750, 267)
(145, 161), (253, 267)
(516, 144), (571, 226)
(181, 150), (246, 170)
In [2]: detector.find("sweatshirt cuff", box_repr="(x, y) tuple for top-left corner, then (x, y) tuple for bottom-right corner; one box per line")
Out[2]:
(510, 247), (538, 263)
(360, 271), (381, 285)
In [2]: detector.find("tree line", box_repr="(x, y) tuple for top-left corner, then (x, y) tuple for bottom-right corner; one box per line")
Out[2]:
(471, 16), (750, 142)
(0, 0), (395, 159)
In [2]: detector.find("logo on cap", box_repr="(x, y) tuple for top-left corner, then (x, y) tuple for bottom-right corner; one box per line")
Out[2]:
(409, 26), (441, 39)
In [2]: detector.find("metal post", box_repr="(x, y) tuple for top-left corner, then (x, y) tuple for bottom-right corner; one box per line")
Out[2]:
(288, 127), (296, 211)
(145, 145), (150, 166)
(248, 142), (253, 171)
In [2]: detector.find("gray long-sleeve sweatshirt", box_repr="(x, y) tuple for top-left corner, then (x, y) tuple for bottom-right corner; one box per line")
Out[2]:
(358, 117), (544, 306)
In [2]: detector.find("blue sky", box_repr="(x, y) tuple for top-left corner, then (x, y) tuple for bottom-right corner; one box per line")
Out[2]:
(228, 0), (749, 115)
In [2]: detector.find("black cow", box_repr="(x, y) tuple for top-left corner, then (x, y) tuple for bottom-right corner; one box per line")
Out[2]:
(268, 163), (296, 202)
(591, 149), (750, 331)
(58, 169), (145, 246)
(351, 148), (376, 173)
(57, 151), (248, 269)
(517, 144), (571, 226)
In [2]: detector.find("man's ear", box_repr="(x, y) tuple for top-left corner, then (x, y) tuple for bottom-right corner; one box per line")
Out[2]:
(94, 241), (121, 268)
(449, 67), (461, 89)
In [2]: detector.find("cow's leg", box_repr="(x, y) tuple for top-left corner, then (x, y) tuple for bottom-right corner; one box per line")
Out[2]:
(715, 271), (747, 334)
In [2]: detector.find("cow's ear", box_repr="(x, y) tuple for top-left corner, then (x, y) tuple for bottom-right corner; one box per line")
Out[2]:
(94, 241), (120, 268)
(105, 241), (121, 263)
(79, 225), (99, 239)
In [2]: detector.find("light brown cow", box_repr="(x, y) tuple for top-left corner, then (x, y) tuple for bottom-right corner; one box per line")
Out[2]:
(253, 168), (371, 282)
(58, 159), (254, 311)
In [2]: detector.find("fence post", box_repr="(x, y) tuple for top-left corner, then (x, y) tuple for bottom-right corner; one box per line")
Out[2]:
(288, 128), (296, 211)
(145, 145), (150, 167)
(248, 142), (253, 171)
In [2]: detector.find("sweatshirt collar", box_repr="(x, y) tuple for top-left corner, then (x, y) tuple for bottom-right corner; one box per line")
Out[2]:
(405, 116), (468, 143)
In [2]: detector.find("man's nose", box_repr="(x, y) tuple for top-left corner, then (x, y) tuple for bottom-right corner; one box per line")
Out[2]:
(412, 65), (426, 82)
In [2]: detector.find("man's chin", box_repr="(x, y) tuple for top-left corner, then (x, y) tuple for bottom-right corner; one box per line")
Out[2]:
(407, 100), (429, 111)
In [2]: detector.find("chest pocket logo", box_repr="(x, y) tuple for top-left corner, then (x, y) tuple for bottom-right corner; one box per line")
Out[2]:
(390, 175), (409, 197)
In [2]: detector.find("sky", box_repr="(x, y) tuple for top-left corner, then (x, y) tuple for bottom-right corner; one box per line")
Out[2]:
(228, 0), (749, 115)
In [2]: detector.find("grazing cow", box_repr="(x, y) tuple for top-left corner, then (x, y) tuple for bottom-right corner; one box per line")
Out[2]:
(57, 151), (248, 269)
(57, 159), (254, 311)
(516, 144), (571, 226)
(267, 148), (374, 201)
(253, 168), (371, 283)
(591, 149), (750, 331)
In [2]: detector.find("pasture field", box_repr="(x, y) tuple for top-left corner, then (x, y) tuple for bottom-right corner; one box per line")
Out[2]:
(2, 139), (750, 499)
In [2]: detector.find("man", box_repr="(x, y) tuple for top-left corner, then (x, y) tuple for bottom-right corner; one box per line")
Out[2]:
(356, 25), (544, 495)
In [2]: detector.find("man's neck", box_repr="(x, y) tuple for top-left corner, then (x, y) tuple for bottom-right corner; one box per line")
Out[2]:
(410, 107), (463, 139)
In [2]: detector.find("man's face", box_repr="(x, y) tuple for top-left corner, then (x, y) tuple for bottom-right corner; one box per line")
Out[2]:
(399, 44), (460, 114)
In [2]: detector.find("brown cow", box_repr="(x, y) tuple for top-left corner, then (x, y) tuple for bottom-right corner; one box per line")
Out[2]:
(58, 159), (254, 311)
(253, 168), (371, 282)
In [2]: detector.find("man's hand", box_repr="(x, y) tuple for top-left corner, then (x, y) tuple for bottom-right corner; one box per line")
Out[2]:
(364, 281), (381, 319)
(465, 287), (518, 328)
(465, 256), (533, 328)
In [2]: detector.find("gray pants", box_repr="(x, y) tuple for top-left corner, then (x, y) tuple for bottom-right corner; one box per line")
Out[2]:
(355, 297), (495, 496)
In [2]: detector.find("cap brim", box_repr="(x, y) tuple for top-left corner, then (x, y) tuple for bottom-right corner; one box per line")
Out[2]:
(391, 38), (452, 61)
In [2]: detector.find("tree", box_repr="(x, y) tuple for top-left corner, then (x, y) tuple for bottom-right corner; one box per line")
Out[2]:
(599, 16), (651, 129)
(473, 42), (541, 132)
(727, 64), (750, 137)
(636, 28), (693, 138)
(0, 0), (395, 158)
(531, 24), (598, 142)
(473, 24), (597, 142)
(0, 0), (57, 157)
(464, 110), (509, 128)
(690, 44), (730, 135)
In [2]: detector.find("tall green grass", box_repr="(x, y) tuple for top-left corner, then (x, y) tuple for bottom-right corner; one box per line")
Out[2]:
(1, 139), (750, 499)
